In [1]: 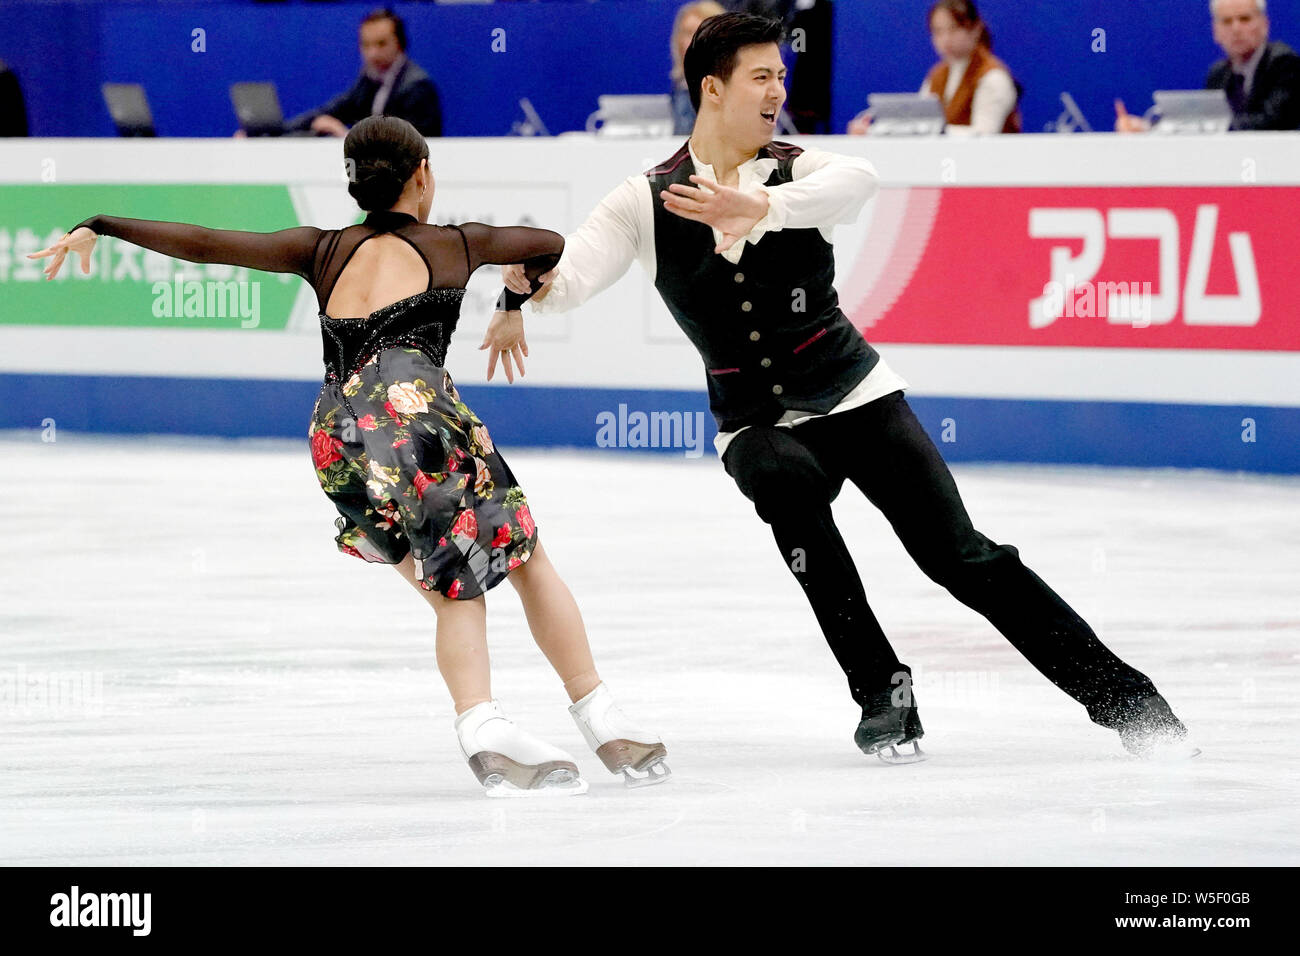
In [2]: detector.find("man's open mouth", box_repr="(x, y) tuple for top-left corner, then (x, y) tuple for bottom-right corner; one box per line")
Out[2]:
(760, 108), (776, 125)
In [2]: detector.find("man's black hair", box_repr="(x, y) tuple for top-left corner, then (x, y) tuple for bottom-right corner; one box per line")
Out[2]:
(361, 7), (408, 52)
(683, 12), (785, 113)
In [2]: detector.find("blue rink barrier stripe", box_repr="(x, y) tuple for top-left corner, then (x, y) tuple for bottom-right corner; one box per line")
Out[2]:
(2, 372), (1297, 474)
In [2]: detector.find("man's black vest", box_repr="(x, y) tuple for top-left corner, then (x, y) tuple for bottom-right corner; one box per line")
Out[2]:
(647, 140), (879, 433)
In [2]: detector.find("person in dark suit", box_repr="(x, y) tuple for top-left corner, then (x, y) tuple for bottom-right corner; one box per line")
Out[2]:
(0, 58), (29, 137)
(1117, 0), (1299, 132)
(285, 8), (442, 138)
(1206, 0), (1300, 130)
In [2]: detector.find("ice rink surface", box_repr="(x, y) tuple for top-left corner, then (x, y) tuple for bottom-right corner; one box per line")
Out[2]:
(2, 431), (1297, 866)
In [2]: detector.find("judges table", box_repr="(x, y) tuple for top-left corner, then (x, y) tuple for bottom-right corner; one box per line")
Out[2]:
(1, 133), (1296, 472)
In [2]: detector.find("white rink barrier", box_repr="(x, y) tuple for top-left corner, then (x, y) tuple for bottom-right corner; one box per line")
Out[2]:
(1, 134), (1297, 471)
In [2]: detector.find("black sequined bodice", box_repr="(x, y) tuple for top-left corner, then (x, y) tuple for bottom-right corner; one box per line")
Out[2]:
(319, 287), (466, 383)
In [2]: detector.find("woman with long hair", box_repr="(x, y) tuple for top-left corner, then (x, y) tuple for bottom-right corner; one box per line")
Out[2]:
(849, 0), (1022, 135)
(29, 116), (669, 797)
(921, 0), (1022, 134)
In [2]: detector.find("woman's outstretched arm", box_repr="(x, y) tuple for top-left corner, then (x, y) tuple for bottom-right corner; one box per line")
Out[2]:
(457, 222), (565, 385)
(457, 222), (565, 310)
(29, 216), (324, 280)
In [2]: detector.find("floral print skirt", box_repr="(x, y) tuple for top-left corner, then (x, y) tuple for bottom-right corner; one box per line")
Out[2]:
(308, 347), (538, 599)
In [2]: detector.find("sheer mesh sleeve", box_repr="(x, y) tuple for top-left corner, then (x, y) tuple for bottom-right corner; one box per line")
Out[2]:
(72, 215), (324, 280)
(457, 221), (565, 310)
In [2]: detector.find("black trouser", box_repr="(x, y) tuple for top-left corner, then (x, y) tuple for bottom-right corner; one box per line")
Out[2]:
(722, 390), (1158, 728)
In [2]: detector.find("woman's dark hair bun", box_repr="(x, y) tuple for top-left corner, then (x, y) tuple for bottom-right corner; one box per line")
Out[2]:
(343, 116), (430, 212)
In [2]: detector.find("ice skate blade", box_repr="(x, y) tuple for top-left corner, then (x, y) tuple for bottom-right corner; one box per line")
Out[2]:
(873, 740), (928, 766)
(484, 771), (590, 799)
(1121, 726), (1202, 760)
(1134, 739), (1202, 761)
(620, 759), (672, 789)
(595, 739), (668, 775)
(468, 752), (587, 796)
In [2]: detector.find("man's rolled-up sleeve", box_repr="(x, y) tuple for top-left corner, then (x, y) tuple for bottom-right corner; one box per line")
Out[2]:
(529, 176), (646, 314)
(756, 148), (881, 234)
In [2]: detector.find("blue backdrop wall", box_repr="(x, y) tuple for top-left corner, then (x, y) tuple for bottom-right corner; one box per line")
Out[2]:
(3, 0), (1299, 138)
(0, 0), (684, 138)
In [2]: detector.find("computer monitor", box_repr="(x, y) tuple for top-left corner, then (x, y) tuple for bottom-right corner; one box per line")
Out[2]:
(866, 93), (946, 136)
(586, 95), (673, 138)
(1152, 89), (1233, 134)
(102, 83), (156, 137)
(230, 82), (286, 137)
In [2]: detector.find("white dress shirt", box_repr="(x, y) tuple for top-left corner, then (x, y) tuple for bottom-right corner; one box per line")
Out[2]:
(1233, 42), (1268, 97)
(528, 138), (909, 457)
(369, 54), (407, 116)
(921, 57), (1018, 135)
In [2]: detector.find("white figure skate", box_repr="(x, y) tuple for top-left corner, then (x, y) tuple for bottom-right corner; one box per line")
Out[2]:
(455, 700), (588, 797)
(569, 683), (671, 788)
(1117, 694), (1202, 760)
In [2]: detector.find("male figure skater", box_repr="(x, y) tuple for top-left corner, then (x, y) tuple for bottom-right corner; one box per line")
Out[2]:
(490, 12), (1194, 761)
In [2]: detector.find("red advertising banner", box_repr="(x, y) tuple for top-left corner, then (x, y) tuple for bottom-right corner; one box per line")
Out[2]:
(841, 187), (1299, 351)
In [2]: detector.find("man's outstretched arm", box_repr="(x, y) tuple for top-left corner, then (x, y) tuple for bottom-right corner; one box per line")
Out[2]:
(660, 148), (880, 252)
(502, 176), (648, 314)
(761, 148), (881, 232)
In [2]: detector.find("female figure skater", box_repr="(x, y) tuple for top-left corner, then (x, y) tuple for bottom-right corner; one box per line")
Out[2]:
(29, 116), (669, 796)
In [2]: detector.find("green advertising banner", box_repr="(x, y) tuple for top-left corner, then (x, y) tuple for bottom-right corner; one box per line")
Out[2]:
(0, 185), (309, 330)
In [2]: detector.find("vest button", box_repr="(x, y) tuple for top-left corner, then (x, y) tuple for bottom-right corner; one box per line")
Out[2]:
(772, 384), (783, 395)
(749, 330), (760, 341)
(740, 301), (752, 312)
(734, 272), (744, 283)
(760, 357), (772, 368)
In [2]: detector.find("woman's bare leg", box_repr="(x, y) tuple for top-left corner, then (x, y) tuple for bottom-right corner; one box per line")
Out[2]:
(393, 553), (490, 715)
(508, 539), (601, 703)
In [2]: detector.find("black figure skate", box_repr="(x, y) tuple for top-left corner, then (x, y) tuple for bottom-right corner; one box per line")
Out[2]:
(1116, 693), (1200, 759)
(855, 668), (927, 765)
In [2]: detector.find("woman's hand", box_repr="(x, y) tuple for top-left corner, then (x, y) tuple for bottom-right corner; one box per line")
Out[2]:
(660, 175), (769, 254)
(847, 109), (874, 135)
(27, 226), (97, 280)
(501, 263), (557, 302)
(479, 309), (528, 383)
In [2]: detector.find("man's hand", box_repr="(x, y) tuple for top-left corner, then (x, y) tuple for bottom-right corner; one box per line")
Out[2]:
(501, 263), (556, 303)
(479, 309), (528, 383)
(1114, 99), (1151, 134)
(27, 226), (97, 280)
(311, 114), (349, 137)
(661, 174), (769, 254)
